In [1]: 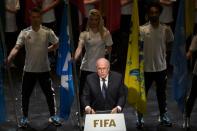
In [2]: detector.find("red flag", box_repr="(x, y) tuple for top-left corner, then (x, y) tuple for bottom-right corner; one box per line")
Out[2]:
(106, 0), (121, 32)
(69, 0), (85, 16)
(25, 0), (43, 26)
(94, 0), (121, 32)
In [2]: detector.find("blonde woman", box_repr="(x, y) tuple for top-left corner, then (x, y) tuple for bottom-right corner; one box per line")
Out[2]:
(74, 9), (113, 116)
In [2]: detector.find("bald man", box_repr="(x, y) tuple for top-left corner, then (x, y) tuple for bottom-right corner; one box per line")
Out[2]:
(81, 58), (126, 114)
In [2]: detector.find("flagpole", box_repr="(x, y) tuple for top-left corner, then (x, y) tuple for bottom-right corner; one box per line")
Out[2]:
(0, 16), (19, 126)
(66, 1), (83, 130)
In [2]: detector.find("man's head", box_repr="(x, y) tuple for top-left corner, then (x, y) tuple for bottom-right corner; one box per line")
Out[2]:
(30, 7), (42, 27)
(147, 2), (162, 25)
(96, 58), (110, 79)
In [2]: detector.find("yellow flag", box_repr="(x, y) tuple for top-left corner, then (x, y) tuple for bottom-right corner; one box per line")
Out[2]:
(124, 0), (146, 114)
(185, 0), (194, 38)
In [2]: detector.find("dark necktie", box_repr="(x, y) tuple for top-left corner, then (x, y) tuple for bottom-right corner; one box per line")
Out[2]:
(102, 78), (107, 99)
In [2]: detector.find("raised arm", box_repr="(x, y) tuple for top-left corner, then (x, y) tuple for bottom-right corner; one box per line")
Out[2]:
(159, 0), (173, 5)
(84, 0), (100, 4)
(48, 43), (58, 52)
(41, 0), (60, 14)
(6, 0), (20, 13)
(121, 0), (133, 6)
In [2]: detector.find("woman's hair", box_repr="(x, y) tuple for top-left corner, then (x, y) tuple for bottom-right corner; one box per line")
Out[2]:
(31, 6), (42, 14)
(86, 9), (105, 39)
(146, 2), (163, 15)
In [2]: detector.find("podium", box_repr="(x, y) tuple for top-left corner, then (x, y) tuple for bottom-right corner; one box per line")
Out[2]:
(84, 113), (126, 131)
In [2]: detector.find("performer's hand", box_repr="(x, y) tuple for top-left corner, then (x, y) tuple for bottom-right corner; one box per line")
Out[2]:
(186, 51), (192, 60)
(105, 46), (112, 55)
(85, 107), (95, 114)
(91, 109), (96, 114)
(4, 58), (11, 68)
(111, 107), (118, 114)
(70, 57), (75, 64)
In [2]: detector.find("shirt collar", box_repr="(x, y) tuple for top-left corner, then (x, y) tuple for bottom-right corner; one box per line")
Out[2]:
(30, 25), (42, 32)
(100, 75), (109, 82)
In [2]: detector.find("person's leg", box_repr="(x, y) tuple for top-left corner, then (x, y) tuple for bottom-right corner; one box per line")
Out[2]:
(155, 70), (167, 115)
(144, 72), (154, 95)
(21, 72), (36, 117)
(183, 75), (197, 128)
(155, 70), (171, 126)
(185, 75), (197, 117)
(20, 72), (36, 127)
(38, 72), (61, 126)
(136, 72), (154, 128)
(38, 72), (56, 116)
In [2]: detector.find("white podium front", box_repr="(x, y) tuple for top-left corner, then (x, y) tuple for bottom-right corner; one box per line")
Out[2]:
(84, 113), (126, 131)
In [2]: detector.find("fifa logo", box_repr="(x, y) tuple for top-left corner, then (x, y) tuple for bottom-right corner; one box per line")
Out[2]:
(93, 119), (116, 127)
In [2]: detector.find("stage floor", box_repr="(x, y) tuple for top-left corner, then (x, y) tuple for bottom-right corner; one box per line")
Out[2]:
(0, 67), (197, 131)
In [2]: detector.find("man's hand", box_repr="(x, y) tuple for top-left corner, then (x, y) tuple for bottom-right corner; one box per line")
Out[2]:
(186, 50), (192, 59)
(5, 44), (21, 67)
(4, 58), (10, 68)
(85, 106), (95, 114)
(111, 107), (118, 114)
(105, 46), (112, 55)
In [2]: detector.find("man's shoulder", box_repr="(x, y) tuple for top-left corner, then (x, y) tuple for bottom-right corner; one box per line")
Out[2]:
(86, 72), (98, 79)
(159, 23), (169, 29)
(140, 22), (150, 32)
(80, 30), (88, 35)
(110, 71), (122, 78)
(22, 27), (31, 32)
(42, 26), (51, 31)
(193, 35), (197, 40)
(140, 22), (150, 28)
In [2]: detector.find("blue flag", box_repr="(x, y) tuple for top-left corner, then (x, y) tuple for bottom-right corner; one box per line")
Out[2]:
(0, 11), (6, 123)
(56, 2), (74, 120)
(170, 0), (188, 113)
(0, 69), (6, 123)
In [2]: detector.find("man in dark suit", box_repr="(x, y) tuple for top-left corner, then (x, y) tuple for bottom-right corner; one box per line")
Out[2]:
(81, 58), (126, 114)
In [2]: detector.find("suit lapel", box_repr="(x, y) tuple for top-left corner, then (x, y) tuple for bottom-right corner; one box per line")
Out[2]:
(95, 74), (102, 95)
(108, 72), (112, 90)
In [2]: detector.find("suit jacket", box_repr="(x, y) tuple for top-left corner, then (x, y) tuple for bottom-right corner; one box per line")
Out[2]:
(81, 71), (126, 112)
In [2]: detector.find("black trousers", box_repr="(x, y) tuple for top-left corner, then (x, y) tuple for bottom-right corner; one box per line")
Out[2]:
(144, 70), (167, 115)
(21, 72), (56, 117)
(186, 74), (197, 117)
(79, 70), (93, 115)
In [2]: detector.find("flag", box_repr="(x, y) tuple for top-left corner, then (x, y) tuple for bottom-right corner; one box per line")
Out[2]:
(24, 0), (43, 26)
(0, 0), (5, 31)
(67, 0), (86, 47)
(68, 1), (82, 48)
(106, 0), (121, 32)
(0, 66), (6, 123)
(170, 0), (188, 112)
(0, 3), (7, 122)
(96, 0), (121, 33)
(70, 0), (85, 16)
(124, 0), (146, 114)
(185, 0), (194, 38)
(56, 2), (74, 120)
